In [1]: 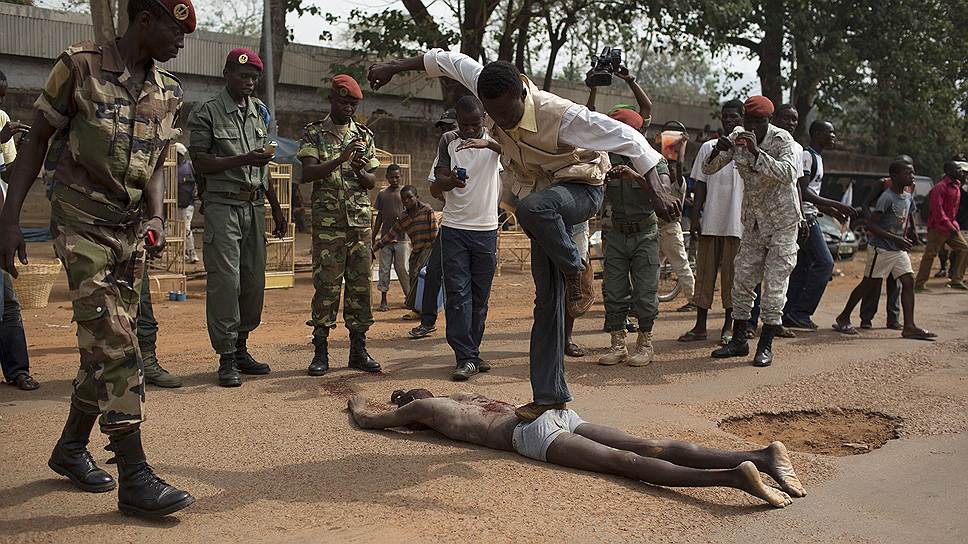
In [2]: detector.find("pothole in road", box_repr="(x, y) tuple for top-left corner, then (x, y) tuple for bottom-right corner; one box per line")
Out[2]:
(719, 408), (902, 456)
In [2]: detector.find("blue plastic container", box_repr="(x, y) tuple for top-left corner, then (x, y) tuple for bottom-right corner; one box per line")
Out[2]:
(413, 265), (444, 313)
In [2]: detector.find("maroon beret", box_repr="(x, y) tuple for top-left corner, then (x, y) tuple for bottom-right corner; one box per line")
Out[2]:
(610, 108), (644, 130)
(227, 48), (263, 72)
(744, 95), (775, 118)
(332, 74), (363, 99)
(153, 0), (196, 33)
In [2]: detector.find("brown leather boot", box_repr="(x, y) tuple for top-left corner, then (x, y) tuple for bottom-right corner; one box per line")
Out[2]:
(564, 259), (594, 318)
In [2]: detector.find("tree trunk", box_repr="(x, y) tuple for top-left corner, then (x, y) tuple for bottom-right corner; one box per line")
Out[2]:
(256, 0), (286, 101)
(757, 0), (784, 105)
(514, 0), (533, 72)
(874, 69), (892, 155)
(461, 0), (491, 61)
(543, 39), (563, 91)
(90, 0), (116, 43)
(497, 0), (517, 61)
(791, 36), (819, 142)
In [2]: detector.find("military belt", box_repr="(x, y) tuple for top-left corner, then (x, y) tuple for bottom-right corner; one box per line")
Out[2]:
(613, 214), (657, 234)
(50, 184), (142, 227)
(211, 189), (265, 202)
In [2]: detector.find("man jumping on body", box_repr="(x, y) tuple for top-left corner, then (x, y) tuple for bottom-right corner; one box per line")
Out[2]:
(348, 389), (805, 508)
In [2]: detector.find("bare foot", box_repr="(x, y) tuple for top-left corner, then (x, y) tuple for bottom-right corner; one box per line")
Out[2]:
(737, 461), (793, 508)
(348, 395), (367, 414)
(764, 441), (806, 497)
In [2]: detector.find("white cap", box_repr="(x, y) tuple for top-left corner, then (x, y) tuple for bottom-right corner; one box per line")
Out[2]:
(173, 142), (188, 155)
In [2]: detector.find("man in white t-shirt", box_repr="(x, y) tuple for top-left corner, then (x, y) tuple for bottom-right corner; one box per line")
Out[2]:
(679, 100), (745, 345)
(432, 96), (503, 381)
(779, 118), (855, 329)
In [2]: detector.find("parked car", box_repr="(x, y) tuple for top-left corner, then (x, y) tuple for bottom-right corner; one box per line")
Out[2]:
(817, 214), (858, 260)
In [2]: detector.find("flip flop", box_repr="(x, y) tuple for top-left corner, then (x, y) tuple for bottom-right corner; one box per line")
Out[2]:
(11, 374), (40, 391)
(902, 330), (937, 341)
(677, 331), (707, 342)
(565, 342), (585, 357)
(831, 322), (858, 335)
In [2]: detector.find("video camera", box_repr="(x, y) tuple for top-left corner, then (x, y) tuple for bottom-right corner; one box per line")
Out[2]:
(587, 47), (623, 87)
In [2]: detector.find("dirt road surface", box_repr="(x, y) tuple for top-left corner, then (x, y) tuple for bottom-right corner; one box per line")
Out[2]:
(1, 240), (966, 543)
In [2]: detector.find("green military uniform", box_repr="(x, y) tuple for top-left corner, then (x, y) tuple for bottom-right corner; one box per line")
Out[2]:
(297, 115), (380, 339)
(187, 89), (269, 355)
(35, 40), (183, 431)
(601, 156), (670, 333)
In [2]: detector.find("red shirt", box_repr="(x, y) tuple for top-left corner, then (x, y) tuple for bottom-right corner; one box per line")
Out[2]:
(927, 175), (962, 233)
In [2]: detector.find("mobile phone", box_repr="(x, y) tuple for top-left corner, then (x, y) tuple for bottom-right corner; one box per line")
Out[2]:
(145, 228), (158, 247)
(456, 167), (467, 181)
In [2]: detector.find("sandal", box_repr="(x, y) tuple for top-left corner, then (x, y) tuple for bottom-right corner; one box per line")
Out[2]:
(11, 374), (40, 391)
(902, 329), (937, 341)
(677, 330), (707, 342)
(565, 342), (585, 357)
(832, 322), (858, 335)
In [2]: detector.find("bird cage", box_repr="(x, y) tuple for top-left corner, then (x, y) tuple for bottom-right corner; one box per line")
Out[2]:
(265, 162), (295, 289)
(149, 145), (187, 296)
(374, 148), (412, 188)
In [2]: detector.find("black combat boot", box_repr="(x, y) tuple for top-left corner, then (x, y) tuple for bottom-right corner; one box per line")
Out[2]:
(217, 353), (242, 387)
(753, 324), (778, 367)
(308, 334), (329, 376)
(48, 403), (116, 493)
(711, 319), (750, 358)
(235, 333), (270, 375)
(106, 428), (194, 518)
(348, 331), (381, 372)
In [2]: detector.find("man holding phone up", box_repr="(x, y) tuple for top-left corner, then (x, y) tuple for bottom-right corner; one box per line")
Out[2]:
(188, 48), (288, 387)
(705, 96), (801, 367)
(300, 75), (382, 377)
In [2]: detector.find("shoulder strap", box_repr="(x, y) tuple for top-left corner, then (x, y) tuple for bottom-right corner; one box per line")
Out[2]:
(806, 147), (819, 182)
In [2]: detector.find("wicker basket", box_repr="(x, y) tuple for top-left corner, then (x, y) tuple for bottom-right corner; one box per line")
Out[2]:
(11, 260), (62, 309)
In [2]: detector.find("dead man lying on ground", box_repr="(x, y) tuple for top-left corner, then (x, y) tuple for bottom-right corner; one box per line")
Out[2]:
(348, 389), (806, 508)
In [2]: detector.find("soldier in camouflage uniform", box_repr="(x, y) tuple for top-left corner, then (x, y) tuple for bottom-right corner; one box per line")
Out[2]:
(299, 75), (381, 376)
(187, 48), (288, 388)
(705, 96), (801, 367)
(0, 0), (196, 517)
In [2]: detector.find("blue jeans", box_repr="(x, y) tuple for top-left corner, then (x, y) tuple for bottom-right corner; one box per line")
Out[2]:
(420, 237), (443, 327)
(516, 182), (605, 404)
(783, 219), (834, 323)
(0, 271), (30, 381)
(441, 227), (498, 365)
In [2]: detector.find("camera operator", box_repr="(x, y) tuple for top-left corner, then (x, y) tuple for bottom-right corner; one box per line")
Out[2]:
(587, 65), (695, 314)
(585, 65), (652, 123)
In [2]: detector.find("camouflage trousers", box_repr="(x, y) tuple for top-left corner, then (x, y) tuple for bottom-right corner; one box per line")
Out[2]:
(309, 227), (374, 337)
(731, 222), (799, 326)
(52, 220), (145, 432)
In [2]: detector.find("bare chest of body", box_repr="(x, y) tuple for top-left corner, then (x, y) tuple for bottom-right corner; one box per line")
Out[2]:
(433, 396), (518, 451)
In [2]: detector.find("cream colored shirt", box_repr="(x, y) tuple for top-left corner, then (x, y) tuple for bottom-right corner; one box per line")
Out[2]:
(422, 49), (663, 176)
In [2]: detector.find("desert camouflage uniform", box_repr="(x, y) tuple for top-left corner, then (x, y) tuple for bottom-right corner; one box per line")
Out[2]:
(297, 115), (380, 339)
(35, 41), (183, 431)
(703, 124), (801, 326)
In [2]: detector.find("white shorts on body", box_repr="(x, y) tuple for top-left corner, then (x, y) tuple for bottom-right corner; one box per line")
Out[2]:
(864, 247), (913, 279)
(512, 409), (586, 461)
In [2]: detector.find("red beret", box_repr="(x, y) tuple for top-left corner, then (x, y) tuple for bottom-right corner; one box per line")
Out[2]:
(610, 108), (644, 130)
(332, 74), (363, 100)
(226, 48), (263, 72)
(153, 0), (196, 33)
(744, 95), (775, 118)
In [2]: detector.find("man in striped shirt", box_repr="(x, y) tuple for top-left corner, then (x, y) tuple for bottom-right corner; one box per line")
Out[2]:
(373, 185), (440, 316)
